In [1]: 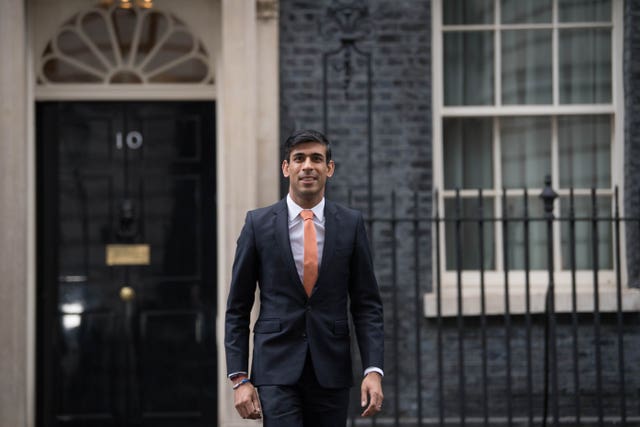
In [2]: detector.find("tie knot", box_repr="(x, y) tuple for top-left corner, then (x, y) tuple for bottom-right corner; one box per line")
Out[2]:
(300, 210), (314, 221)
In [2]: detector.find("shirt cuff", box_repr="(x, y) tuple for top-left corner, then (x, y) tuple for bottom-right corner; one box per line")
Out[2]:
(364, 367), (384, 377)
(228, 371), (248, 379)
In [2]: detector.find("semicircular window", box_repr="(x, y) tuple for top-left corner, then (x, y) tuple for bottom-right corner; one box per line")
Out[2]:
(38, 2), (214, 85)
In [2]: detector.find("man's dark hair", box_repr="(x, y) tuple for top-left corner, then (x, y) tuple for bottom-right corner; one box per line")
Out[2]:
(283, 129), (332, 163)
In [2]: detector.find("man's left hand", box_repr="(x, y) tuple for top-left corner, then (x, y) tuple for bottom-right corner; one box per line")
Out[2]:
(360, 372), (383, 417)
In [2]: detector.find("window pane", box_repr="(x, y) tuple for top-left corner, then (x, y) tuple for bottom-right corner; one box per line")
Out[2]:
(43, 58), (103, 83)
(445, 197), (495, 270)
(147, 58), (209, 83)
(444, 117), (493, 190)
(558, 115), (610, 189)
(81, 12), (117, 66)
(560, 196), (612, 270)
(501, 116), (551, 188)
(559, 29), (611, 104)
(143, 31), (195, 73)
(51, 28), (108, 75)
(501, 0), (551, 23)
(443, 0), (493, 25)
(502, 30), (552, 104)
(444, 32), (494, 105)
(504, 196), (547, 270)
(112, 7), (137, 60)
(134, 11), (170, 66)
(559, 0), (611, 22)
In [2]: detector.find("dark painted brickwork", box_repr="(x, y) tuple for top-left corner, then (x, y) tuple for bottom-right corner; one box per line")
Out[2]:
(279, 0), (640, 423)
(625, 0), (640, 289)
(280, 2), (434, 417)
(417, 314), (640, 421)
(279, 0), (432, 198)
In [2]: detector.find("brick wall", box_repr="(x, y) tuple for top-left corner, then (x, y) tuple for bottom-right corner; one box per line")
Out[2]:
(279, 0), (432, 198)
(624, 0), (640, 288)
(279, 0), (640, 422)
(280, 3), (434, 417)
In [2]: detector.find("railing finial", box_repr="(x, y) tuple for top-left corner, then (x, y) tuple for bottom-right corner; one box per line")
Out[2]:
(539, 174), (558, 218)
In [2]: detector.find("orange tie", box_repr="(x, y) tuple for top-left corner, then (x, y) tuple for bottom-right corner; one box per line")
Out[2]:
(300, 209), (318, 297)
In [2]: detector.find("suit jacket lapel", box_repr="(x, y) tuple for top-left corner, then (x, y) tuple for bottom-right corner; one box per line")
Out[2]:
(273, 200), (308, 298)
(317, 200), (338, 285)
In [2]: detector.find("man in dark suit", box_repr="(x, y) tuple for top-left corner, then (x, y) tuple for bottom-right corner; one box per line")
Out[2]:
(225, 129), (384, 426)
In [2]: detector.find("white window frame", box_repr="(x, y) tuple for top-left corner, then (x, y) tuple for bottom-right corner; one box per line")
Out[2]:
(427, 0), (640, 316)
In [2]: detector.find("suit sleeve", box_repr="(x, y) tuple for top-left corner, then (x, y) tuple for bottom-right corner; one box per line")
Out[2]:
(349, 212), (384, 371)
(224, 211), (259, 376)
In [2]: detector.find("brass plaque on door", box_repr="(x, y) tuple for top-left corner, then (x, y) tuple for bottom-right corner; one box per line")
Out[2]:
(106, 244), (150, 266)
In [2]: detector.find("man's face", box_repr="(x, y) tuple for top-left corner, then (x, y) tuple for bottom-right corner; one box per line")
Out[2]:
(282, 141), (335, 205)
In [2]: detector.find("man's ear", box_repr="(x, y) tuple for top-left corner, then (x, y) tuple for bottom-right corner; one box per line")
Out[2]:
(326, 160), (335, 178)
(282, 160), (290, 178)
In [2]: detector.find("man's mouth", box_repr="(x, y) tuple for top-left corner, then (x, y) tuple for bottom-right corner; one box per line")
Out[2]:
(300, 176), (317, 182)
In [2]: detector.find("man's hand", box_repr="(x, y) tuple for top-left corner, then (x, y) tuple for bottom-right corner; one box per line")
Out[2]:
(233, 381), (262, 419)
(360, 372), (383, 417)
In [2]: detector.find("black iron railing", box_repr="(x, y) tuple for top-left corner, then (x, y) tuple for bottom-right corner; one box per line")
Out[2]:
(344, 177), (639, 427)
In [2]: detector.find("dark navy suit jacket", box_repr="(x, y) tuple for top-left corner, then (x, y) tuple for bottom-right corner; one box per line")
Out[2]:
(224, 198), (384, 388)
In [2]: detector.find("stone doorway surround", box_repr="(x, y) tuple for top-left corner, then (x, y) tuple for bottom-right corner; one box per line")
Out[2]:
(0, 0), (279, 426)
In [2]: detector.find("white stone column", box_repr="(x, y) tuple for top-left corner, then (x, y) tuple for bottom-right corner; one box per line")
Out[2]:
(0, 0), (29, 426)
(217, 1), (258, 425)
(257, 0), (280, 207)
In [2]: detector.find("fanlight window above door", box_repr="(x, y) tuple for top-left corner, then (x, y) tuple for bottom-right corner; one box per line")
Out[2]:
(37, 2), (214, 85)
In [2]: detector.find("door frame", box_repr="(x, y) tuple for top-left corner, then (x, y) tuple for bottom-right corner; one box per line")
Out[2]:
(23, 1), (281, 426)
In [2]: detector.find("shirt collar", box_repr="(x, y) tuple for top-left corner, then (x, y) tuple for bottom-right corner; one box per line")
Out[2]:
(286, 194), (325, 222)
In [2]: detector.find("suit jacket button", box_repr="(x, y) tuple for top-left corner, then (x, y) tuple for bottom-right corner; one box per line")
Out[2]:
(301, 332), (307, 338)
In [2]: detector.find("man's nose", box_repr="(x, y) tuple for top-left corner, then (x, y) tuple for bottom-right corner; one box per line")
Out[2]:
(302, 157), (313, 169)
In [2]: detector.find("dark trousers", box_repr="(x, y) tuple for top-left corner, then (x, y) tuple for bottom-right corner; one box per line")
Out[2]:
(257, 352), (350, 427)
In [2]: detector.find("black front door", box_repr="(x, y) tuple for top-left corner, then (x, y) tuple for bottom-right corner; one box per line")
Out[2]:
(37, 102), (217, 427)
